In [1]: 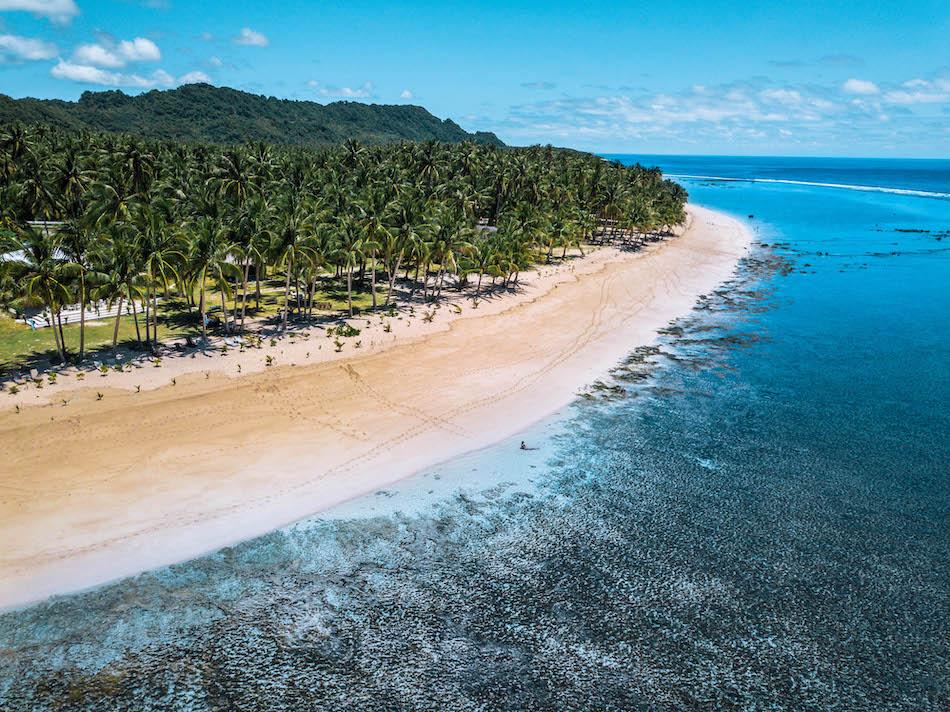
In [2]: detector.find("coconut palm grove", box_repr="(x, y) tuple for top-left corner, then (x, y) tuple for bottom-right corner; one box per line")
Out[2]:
(0, 122), (686, 371)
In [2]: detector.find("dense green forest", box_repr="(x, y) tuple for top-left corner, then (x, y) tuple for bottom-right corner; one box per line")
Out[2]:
(0, 122), (686, 367)
(0, 84), (503, 147)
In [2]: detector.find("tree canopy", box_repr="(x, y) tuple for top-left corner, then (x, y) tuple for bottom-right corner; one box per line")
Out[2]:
(0, 84), (504, 147)
(0, 122), (687, 367)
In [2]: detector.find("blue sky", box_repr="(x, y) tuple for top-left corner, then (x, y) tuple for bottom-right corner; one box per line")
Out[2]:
(0, 0), (948, 156)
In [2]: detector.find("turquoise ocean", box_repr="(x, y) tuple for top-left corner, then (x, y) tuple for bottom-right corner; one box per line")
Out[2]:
(2, 156), (948, 710)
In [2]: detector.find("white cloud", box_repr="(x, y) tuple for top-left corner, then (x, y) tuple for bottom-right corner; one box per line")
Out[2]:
(880, 77), (950, 105)
(884, 89), (949, 105)
(72, 36), (161, 68)
(309, 80), (374, 99)
(0, 0), (78, 25)
(51, 60), (121, 85)
(400, 89), (413, 100)
(233, 27), (268, 47)
(117, 37), (161, 62)
(209, 55), (222, 67)
(481, 70), (950, 154)
(760, 88), (803, 105)
(73, 43), (124, 68)
(200, 32), (213, 42)
(179, 70), (211, 84)
(0, 33), (57, 60)
(842, 78), (880, 95)
(50, 59), (193, 89)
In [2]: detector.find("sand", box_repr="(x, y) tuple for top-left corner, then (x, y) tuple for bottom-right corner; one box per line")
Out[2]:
(0, 205), (752, 610)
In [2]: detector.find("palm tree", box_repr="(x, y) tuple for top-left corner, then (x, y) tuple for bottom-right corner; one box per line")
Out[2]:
(331, 214), (365, 316)
(0, 121), (691, 366)
(92, 230), (142, 350)
(133, 201), (181, 352)
(59, 218), (103, 361)
(188, 216), (238, 340)
(271, 200), (313, 332)
(6, 225), (72, 362)
(231, 195), (271, 333)
(467, 238), (500, 299)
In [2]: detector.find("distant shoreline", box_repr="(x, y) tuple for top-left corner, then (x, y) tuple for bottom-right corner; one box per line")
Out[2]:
(0, 205), (752, 611)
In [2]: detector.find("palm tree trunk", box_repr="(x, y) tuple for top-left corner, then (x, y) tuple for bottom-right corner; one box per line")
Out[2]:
(151, 289), (160, 352)
(199, 281), (208, 341)
(282, 261), (292, 332)
(385, 253), (402, 306)
(295, 270), (302, 317)
(220, 288), (230, 334)
(255, 260), (262, 310)
(112, 295), (124, 349)
(47, 291), (65, 363)
(143, 285), (151, 348)
(56, 309), (67, 361)
(346, 265), (354, 316)
(475, 273), (483, 298)
(78, 271), (86, 361)
(240, 260), (250, 333)
(129, 286), (142, 348)
(370, 252), (377, 309)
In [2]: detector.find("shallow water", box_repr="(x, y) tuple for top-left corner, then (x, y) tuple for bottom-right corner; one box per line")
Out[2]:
(2, 157), (948, 710)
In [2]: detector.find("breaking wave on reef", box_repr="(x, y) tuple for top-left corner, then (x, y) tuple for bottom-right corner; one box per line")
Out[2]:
(666, 174), (950, 200)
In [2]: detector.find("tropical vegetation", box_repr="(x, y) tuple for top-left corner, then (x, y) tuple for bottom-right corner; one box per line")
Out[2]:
(0, 122), (686, 371)
(0, 84), (504, 147)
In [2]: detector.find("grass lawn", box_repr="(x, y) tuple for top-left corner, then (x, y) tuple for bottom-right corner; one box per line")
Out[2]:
(0, 275), (387, 372)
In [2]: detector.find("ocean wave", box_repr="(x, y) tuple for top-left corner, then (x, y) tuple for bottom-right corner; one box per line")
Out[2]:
(668, 174), (950, 199)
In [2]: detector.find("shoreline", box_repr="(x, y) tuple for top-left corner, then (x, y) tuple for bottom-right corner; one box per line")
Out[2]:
(0, 205), (752, 611)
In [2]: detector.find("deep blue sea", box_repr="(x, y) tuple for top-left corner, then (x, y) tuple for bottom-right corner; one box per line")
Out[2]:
(2, 157), (948, 711)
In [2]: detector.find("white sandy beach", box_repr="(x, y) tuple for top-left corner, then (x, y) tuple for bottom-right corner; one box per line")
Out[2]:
(0, 205), (752, 610)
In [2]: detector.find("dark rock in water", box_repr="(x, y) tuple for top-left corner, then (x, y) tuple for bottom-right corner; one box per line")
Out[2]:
(748, 214), (755, 219)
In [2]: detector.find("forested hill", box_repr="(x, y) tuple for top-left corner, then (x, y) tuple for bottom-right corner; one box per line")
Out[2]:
(0, 84), (504, 147)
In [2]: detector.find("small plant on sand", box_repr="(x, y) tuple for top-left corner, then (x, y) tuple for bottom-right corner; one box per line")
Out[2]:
(153, 358), (162, 368)
(99, 364), (109, 376)
(221, 345), (229, 355)
(452, 304), (462, 314)
(96, 392), (103, 401)
(113, 364), (123, 372)
(34, 378), (43, 389)
(135, 385), (141, 393)
(171, 378), (176, 386)
(270, 338), (277, 347)
(354, 340), (362, 349)
(265, 355), (274, 367)
(423, 310), (435, 323)
(9, 385), (19, 395)
(383, 322), (391, 333)
(336, 324), (360, 338)
(76, 372), (85, 381)
(48, 372), (57, 384)
(334, 339), (343, 352)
